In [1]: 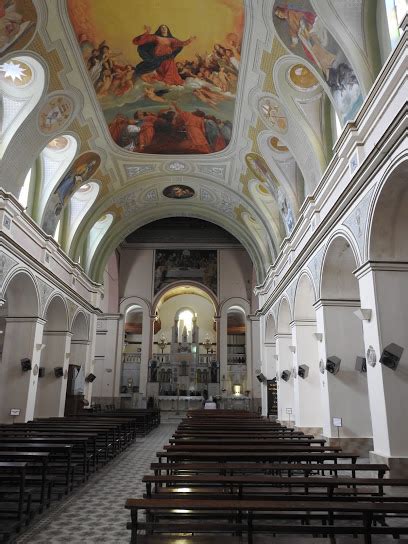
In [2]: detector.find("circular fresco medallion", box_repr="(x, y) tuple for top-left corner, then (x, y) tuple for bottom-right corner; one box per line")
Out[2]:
(163, 185), (195, 199)
(258, 96), (288, 133)
(38, 94), (74, 135)
(289, 64), (319, 90)
(46, 136), (69, 151)
(270, 136), (289, 153)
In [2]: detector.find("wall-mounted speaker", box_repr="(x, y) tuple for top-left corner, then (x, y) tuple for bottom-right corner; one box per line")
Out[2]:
(85, 373), (96, 383)
(281, 370), (291, 382)
(256, 373), (266, 383)
(326, 356), (341, 375)
(20, 358), (32, 372)
(54, 366), (64, 378)
(355, 356), (367, 373)
(298, 364), (309, 379)
(38, 367), (45, 378)
(380, 343), (404, 370)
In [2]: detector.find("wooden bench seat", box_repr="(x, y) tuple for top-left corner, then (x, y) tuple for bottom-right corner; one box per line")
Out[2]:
(125, 497), (408, 544)
(150, 462), (389, 478)
(157, 451), (358, 463)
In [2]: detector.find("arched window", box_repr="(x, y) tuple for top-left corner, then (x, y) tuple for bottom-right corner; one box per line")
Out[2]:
(65, 181), (100, 251)
(85, 213), (113, 270)
(386, 0), (405, 48)
(36, 135), (78, 225)
(0, 56), (45, 159)
(18, 168), (32, 209)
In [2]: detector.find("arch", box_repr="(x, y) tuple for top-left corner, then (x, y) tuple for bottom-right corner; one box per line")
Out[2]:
(369, 157), (408, 261)
(65, 180), (100, 252)
(321, 234), (361, 300)
(120, 296), (152, 318)
(75, 204), (272, 286)
(265, 313), (277, 343)
(219, 297), (250, 317)
(71, 310), (89, 341)
(3, 269), (39, 317)
(43, 294), (68, 331)
(294, 272), (317, 320)
(154, 281), (218, 315)
(277, 297), (291, 334)
(84, 213), (114, 270)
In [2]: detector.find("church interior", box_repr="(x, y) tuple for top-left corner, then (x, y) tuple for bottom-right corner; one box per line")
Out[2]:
(0, 0), (408, 542)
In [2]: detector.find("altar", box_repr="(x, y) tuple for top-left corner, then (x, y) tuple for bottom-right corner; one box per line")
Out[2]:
(158, 396), (203, 411)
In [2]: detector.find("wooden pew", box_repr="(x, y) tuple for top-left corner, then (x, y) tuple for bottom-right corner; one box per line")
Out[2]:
(125, 497), (408, 544)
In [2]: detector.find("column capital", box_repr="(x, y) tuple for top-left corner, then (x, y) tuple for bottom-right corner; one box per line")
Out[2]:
(247, 314), (261, 322)
(4, 316), (46, 325)
(290, 319), (316, 328)
(313, 298), (360, 310)
(354, 260), (408, 280)
(275, 332), (291, 339)
(43, 330), (73, 337)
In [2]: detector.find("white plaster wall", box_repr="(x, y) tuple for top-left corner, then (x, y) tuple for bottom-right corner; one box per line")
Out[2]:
(120, 249), (154, 300)
(319, 304), (372, 438)
(219, 248), (253, 302)
(276, 334), (295, 422)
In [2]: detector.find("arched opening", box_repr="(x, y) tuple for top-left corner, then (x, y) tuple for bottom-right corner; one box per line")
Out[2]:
(226, 306), (247, 397)
(0, 271), (41, 422)
(35, 295), (69, 418)
(275, 298), (294, 422)
(65, 311), (89, 416)
(319, 236), (372, 444)
(364, 159), (408, 459)
(150, 284), (217, 409)
(293, 274), (322, 430)
(120, 305), (143, 399)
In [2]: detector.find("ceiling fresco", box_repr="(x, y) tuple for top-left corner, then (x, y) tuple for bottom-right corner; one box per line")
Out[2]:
(0, 0), (37, 55)
(67, 0), (244, 154)
(272, 0), (363, 123)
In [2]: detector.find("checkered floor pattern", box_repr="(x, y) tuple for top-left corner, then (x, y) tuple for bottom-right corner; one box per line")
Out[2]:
(16, 423), (178, 544)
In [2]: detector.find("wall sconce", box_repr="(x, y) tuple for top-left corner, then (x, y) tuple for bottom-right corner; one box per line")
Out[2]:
(353, 309), (372, 322)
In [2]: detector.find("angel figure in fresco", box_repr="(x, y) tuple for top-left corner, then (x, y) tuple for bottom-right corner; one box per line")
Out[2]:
(133, 24), (196, 86)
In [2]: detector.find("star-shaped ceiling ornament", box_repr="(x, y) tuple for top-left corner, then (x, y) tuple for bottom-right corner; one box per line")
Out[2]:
(0, 61), (26, 83)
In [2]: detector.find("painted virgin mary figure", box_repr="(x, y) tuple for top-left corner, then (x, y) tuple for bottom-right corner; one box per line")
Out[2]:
(133, 24), (196, 86)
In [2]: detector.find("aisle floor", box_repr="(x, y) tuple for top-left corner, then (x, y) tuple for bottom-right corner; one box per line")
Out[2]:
(16, 423), (178, 544)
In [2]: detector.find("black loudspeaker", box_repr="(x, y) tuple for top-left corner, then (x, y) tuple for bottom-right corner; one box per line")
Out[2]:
(85, 373), (96, 383)
(380, 343), (404, 370)
(298, 364), (309, 379)
(281, 370), (291, 382)
(355, 356), (367, 372)
(256, 373), (266, 383)
(326, 356), (341, 375)
(38, 367), (45, 378)
(20, 358), (32, 372)
(54, 366), (64, 378)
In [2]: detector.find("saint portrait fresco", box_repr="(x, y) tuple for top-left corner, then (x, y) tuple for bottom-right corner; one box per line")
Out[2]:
(163, 185), (195, 199)
(0, 0), (37, 54)
(154, 249), (217, 294)
(38, 95), (75, 135)
(67, 0), (244, 155)
(42, 151), (100, 235)
(273, 0), (363, 124)
(246, 152), (295, 236)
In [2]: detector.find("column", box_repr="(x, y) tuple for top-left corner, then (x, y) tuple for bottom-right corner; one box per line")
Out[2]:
(262, 339), (276, 417)
(35, 330), (72, 417)
(357, 262), (408, 474)
(93, 315), (121, 403)
(314, 299), (372, 441)
(113, 314), (125, 398)
(83, 313), (97, 405)
(0, 317), (45, 422)
(218, 314), (228, 398)
(275, 333), (294, 423)
(248, 315), (261, 408)
(291, 320), (322, 430)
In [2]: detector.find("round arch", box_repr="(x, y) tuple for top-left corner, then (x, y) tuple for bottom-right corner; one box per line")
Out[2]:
(265, 313), (277, 343)
(320, 233), (361, 300)
(276, 296), (292, 334)
(153, 281), (218, 315)
(3, 269), (39, 317)
(368, 156), (408, 261)
(294, 271), (317, 321)
(43, 294), (68, 331)
(71, 310), (89, 341)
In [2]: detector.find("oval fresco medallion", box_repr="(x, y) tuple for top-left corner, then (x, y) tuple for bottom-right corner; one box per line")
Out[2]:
(258, 96), (287, 133)
(163, 185), (195, 199)
(38, 95), (75, 135)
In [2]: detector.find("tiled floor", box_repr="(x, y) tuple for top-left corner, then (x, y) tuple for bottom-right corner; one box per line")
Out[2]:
(16, 422), (178, 544)
(15, 421), (408, 544)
